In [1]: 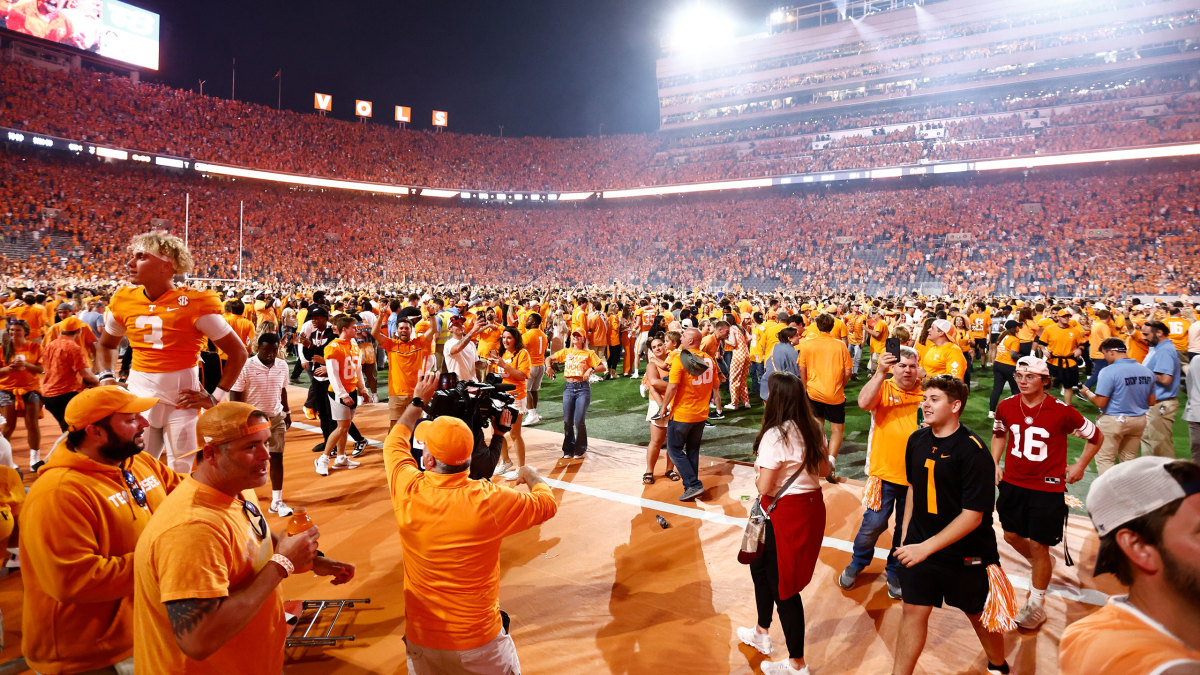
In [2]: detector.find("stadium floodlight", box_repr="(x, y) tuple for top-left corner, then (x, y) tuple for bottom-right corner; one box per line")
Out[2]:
(664, 3), (737, 56)
(421, 188), (459, 198)
(769, 9), (784, 24)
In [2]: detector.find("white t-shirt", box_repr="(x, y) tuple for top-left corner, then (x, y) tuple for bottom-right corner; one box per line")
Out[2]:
(755, 421), (822, 497)
(444, 336), (477, 383)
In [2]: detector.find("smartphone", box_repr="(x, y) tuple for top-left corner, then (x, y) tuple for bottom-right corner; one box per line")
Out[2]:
(886, 337), (901, 360)
(437, 372), (459, 391)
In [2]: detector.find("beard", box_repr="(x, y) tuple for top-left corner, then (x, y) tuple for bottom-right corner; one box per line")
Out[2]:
(98, 426), (143, 462)
(1162, 544), (1200, 609)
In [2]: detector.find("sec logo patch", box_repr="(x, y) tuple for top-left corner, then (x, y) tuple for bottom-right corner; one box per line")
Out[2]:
(178, 296), (189, 306)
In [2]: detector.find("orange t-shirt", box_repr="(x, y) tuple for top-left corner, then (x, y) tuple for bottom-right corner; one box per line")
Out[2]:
(133, 480), (284, 674)
(1059, 598), (1200, 675)
(8, 304), (46, 340)
(0, 341), (42, 392)
(798, 334), (852, 404)
(220, 313), (254, 361)
(921, 342), (967, 379)
(522, 329), (547, 367)
(379, 334), (432, 397)
(475, 325), (503, 361)
(107, 286), (223, 373)
(587, 313), (607, 347)
(39, 335), (88, 398)
(668, 349), (717, 423)
(995, 334), (1021, 366)
(323, 338), (362, 395)
(866, 379), (924, 485)
(607, 314), (621, 347)
(495, 349), (532, 401)
(968, 311), (991, 339)
(699, 334), (722, 360)
(551, 348), (601, 379)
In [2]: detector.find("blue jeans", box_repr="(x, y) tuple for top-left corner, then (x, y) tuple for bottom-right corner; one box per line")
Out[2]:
(666, 419), (705, 490)
(849, 479), (907, 580)
(749, 361), (764, 398)
(562, 381), (591, 456)
(1084, 358), (1108, 390)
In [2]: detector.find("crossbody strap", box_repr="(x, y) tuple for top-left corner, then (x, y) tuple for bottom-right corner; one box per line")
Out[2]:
(764, 463), (809, 515)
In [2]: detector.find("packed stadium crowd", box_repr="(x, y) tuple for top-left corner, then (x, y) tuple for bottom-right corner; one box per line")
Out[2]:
(2, 150), (1199, 299)
(656, 0), (1183, 88)
(657, 7), (1200, 109)
(2, 60), (1199, 194)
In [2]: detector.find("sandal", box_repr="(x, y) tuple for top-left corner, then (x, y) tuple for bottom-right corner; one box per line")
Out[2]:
(642, 472), (655, 485)
(665, 469), (681, 482)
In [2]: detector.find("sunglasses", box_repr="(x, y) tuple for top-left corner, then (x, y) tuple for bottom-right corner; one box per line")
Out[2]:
(121, 469), (147, 508)
(240, 497), (267, 539)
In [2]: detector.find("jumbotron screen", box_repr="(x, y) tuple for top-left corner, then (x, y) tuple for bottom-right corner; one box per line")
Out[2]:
(1, 0), (160, 70)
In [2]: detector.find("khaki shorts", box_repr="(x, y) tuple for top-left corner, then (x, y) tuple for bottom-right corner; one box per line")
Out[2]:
(389, 394), (414, 421)
(406, 629), (520, 675)
(267, 413), (287, 453)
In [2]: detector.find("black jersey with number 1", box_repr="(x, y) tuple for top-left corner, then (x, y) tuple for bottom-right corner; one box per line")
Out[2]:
(903, 424), (1000, 567)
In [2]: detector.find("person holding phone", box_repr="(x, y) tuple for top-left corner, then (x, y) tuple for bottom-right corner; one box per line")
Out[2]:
(0, 319), (45, 470)
(490, 328), (531, 481)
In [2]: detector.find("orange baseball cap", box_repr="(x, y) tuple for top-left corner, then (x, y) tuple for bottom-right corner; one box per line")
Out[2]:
(65, 386), (158, 432)
(58, 316), (87, 333)
(184, 402), (270, 457)
(414, 416), (474, 465)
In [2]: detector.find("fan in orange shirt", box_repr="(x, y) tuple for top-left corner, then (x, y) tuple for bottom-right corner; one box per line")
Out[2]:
(0, 319), (45, 470)
(95, 232), (248, 474)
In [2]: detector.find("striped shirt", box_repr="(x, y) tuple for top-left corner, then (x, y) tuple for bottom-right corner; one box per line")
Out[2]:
(230, 355), (289, 416)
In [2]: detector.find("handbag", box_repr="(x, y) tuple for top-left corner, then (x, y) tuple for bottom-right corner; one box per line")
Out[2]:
(737, 464), (808, 564)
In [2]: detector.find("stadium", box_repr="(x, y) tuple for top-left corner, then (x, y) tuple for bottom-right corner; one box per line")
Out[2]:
(0, 0), (1197, 672)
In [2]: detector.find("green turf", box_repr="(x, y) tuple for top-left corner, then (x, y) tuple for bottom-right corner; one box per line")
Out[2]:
(292, 355), (1193, 507)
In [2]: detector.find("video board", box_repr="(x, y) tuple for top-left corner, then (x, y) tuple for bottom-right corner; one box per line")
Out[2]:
(1, 0), (160, 70)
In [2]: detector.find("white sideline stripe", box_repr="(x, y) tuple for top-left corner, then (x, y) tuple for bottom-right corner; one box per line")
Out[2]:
(288, 421), (1107, 606)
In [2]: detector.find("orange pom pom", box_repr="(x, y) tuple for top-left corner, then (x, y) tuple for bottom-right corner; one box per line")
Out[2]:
(861, 475), (882, 511)
(982, 564), (1017, 632)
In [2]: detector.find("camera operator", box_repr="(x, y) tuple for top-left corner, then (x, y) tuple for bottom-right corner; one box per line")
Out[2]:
(384, 372), (558, 674)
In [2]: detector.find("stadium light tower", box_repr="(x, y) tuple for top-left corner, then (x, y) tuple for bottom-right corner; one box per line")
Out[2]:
(664, 3), (737, 59)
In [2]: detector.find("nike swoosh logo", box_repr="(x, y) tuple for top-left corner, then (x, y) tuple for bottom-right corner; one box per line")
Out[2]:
(940, 454), (950, 458)
(166, 308), (180, 312)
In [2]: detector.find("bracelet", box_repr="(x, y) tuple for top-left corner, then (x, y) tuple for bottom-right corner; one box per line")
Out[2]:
(98, 370), (115, 381)
(270, 553), (294, 577)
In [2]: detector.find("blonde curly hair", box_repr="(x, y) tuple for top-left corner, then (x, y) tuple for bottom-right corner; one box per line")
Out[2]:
(129, 231), (194, 275)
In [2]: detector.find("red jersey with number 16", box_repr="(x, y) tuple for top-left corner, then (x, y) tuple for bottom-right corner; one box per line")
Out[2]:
(993, 396), (1097, 493)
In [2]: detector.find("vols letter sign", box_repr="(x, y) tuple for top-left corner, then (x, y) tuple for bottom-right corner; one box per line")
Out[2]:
(395, 106), (411, 123)
(314, 92), (332, 112)
(432, 110), (448, 127)
(356, 100), (373, 118)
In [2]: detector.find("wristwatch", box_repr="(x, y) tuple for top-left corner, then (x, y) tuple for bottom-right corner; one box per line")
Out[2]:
(411, 397), (424, 408)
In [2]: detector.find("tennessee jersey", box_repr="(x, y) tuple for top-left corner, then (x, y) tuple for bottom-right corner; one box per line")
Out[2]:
(106, 286), (224, 373)
(994, 396), (1097, 493)
(323, 338), (362, 394)
(921, 343), (967, 379)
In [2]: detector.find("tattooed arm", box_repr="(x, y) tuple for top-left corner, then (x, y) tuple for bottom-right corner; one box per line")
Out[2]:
(164, 529), (318, 660)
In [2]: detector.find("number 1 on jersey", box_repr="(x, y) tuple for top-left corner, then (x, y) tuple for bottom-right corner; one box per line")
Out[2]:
(135, 315), (164, 350)
(923, 458), (937, 515)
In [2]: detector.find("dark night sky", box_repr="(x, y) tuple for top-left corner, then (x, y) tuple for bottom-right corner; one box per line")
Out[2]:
(132, 0), (779, 139)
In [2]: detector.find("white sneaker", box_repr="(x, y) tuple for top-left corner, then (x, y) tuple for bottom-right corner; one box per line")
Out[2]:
(314, 454), (330, 476)
(631, 370), (639, 379)
(724, 403), (738, 410)
(333, 455), (360, 469)
(987, 411), (995, 419)
(525, 411), (541, 425)
(1016, 601), (1047, 630)
(639, 384), (647, 398)
(762, 661), (809, 674)
(29, 449), (40, 471)
(736, 626), (772, 655)
(269, 500), (294, 517)
(493, 461), (514, 476)
(502, 467), (520, 481)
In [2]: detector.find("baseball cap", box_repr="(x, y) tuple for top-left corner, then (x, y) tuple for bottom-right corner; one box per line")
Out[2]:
(1015, 356), (1050, 376)
(449, 314), (466, 325)
(414, 416), (473, 465)
(1088, 457), (1200, 573)
(58, 316), (87, 333)
(1057, 309), (1072, 317)
(65, 386), (159, 432)
(308, 306), (329, 318)
(1093, 302), (1108, 311)
(931, 318), (953, 334)
(184, 402), (271, 458)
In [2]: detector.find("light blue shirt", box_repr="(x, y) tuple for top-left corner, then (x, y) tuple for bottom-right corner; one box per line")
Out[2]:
(761, 342), (799, 399)
(1095, 357), (1155, 417)
(1142, 340), (1181, 400)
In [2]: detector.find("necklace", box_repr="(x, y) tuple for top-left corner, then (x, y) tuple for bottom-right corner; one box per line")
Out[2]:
(1018, 394), (1047, 425)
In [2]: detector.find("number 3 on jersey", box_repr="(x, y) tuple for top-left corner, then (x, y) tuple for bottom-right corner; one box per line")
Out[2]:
(135, 315), (165, 350)
(690, 368), (713, 386)
(1008, 424), (1049, 462)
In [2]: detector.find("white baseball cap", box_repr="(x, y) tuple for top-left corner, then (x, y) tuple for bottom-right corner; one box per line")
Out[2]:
(1093, 302), (1108, 311)
(1087, 456), (1200, 541)
(931, 318), (953, 334)
(1015, 356), (1050, 377)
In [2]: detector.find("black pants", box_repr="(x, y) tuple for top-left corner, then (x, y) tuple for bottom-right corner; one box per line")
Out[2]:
(43, 391), (78, 432)
(606, 344), (623, 375)
(990, 362), (1017, 412)
(749, 519), (806, 659)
